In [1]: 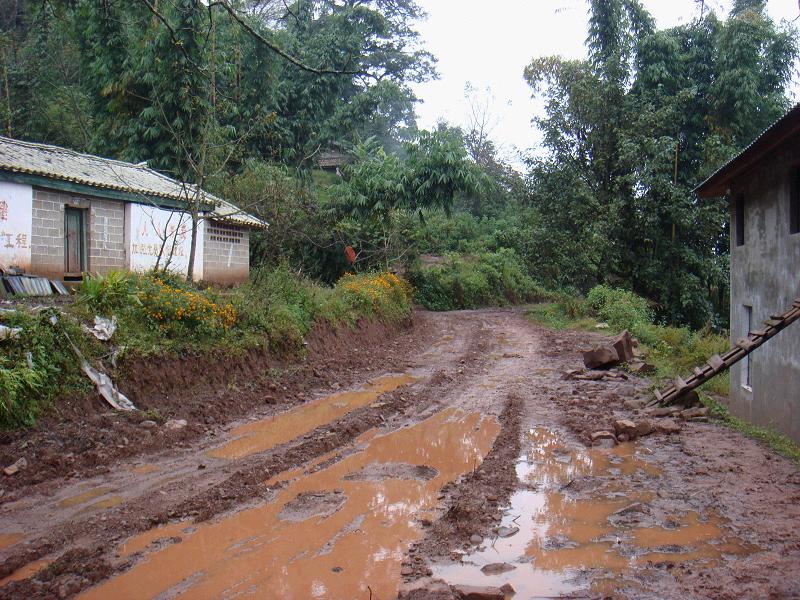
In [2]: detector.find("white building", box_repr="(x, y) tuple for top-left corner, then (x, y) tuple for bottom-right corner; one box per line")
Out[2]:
(0, 136), (266, 285)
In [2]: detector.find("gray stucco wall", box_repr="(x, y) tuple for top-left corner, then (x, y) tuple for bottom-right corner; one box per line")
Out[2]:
(31, 188), (126, 278)
(203, 221), (250, 285)
(728, 143), (800, 443)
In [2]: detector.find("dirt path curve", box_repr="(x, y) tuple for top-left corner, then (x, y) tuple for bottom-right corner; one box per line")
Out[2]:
(0, 308), (798, 599)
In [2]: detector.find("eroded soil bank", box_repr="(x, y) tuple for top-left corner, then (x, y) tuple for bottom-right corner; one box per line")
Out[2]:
(0, 308), (798, 599)
(0, 316), (420, 492)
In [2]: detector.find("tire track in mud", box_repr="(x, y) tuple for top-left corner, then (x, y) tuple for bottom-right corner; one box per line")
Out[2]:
(400, 393), (525, 583)
(0, 311), (505, 599)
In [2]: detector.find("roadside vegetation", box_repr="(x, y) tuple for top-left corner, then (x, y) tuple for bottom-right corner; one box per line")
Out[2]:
(527, 285), (730, 394)
(0, 268), (413, 429)
(407, 250), (554, 311)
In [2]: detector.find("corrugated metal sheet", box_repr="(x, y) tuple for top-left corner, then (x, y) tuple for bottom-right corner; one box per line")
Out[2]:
(0, 275), (55, 297)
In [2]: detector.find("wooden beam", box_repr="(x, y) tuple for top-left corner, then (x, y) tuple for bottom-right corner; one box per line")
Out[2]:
(708, 355), (725, 372)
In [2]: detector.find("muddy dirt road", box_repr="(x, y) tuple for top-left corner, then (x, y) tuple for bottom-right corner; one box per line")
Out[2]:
(1, 308), (799, 599)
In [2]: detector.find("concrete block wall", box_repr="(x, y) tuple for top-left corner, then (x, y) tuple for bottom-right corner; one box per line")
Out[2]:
(203, 221), (250, 285)
(31, 189), (66, 279)
(31, 188), (127, 279)
(89, 198), (126, 271)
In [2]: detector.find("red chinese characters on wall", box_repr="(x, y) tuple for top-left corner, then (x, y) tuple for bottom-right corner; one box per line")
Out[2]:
(0, 197), (28, 248)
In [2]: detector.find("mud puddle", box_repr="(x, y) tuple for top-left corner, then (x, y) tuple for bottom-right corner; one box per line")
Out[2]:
(207, 374), (416, 460)
(80, 408), (500, 599)
(0, 534), (24, 552)
(0, 559), (52, 587)
(435, 427), (756, 597)
(58, 487), (116, 508)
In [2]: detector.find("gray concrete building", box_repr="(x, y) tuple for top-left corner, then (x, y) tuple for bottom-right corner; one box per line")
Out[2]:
(0, 137), (266, 285)
(697, 104), (800, 443)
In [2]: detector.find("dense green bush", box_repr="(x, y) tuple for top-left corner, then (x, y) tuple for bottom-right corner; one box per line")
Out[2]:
(76, 270), (140, 314)
(0, 309), (95, 428)
(408, 249), (553, 311)
(586, 285), (655, 342)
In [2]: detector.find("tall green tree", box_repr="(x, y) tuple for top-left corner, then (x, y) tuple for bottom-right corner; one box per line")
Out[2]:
(525, 1), (797, 328)
(336, 129), (482, 268)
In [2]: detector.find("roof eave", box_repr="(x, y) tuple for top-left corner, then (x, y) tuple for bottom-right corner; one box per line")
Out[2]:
(207, 214), (268, 230)
(0, 170), (216, 211)
(695, 103), (800, 198)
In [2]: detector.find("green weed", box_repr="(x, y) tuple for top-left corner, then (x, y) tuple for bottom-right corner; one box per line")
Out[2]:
(77, 271), (140, 314)
(702, 395), (800, 463)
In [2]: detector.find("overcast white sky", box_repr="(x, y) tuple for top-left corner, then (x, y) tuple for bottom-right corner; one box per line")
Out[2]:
(410, 0), (800, 162)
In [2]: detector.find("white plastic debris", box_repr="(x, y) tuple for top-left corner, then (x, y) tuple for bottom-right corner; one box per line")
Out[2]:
(80, 360), (136, 411)
(0, 325), (21, 340)
(48, 312), (136, 411)
(85, 316), (117, 341)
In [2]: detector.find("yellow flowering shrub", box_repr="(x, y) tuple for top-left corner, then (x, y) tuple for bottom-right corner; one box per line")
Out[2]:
(335, 271), (413, 319)
(139, 277), (237, 331)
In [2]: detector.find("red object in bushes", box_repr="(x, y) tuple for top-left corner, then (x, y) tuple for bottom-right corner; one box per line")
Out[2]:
(344, 246), (356, 264)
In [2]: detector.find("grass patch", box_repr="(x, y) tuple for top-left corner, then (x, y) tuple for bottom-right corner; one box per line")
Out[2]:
(702, 395), (800, 463)
(525, 302), (596, 331)
(526, 286), (730, 396)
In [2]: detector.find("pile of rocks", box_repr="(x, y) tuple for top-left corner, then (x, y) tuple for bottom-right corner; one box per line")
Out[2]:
(581, 329), (655, 375)
(590, 403), (711, 447)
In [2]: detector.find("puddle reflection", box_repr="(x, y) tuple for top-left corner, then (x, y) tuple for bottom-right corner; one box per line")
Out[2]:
(208, 374), (416, 460)
(82, 408), (500, 599)
(435, 427), (756, 597)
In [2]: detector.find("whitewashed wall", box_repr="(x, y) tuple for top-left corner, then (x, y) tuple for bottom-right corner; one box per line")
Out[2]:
(125, 203), (204, 281)
(0, 181), (33, 271)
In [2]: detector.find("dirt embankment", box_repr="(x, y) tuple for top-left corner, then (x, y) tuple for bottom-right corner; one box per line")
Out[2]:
(0, 316), (421, 493)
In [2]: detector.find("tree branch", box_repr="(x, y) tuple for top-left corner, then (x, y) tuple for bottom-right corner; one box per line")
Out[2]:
(208, 0), (363, 76)
(137, 0), (207, 74)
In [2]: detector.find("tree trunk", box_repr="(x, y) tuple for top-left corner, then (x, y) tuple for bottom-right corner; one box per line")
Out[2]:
(187, 202), (199, 282)
(2, 45), (11, 136)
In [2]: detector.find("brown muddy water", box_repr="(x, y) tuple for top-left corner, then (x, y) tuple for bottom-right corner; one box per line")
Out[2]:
(0, 558), (52, 587)
(0, 534), (24, 552)
(58, 486), (116, 508)
(207, 374), (417, 460)
(434, 427), (757, 597)
(80, 407), (499, 599)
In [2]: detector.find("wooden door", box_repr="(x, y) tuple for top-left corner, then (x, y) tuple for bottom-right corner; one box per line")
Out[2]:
(64, 207), (86, 275)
